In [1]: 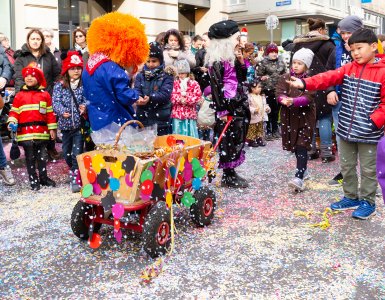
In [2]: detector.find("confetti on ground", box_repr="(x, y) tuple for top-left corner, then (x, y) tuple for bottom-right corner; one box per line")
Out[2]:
(0, 140), (384, 299)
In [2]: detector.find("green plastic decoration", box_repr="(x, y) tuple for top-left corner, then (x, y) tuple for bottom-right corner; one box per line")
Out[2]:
(140, 169), (153, 183)
(82, 184), (93, 198)
(181, 192), (196, 208)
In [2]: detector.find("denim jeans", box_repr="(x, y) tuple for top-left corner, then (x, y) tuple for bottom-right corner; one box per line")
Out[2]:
(62, 129), (84, 171)
(318, 113), (333, 146)
(0, 137), (7, 168)
(332, 101), (342, 149)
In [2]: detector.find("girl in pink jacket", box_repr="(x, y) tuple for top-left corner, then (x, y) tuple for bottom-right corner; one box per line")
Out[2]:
(171, 59), (202, 137)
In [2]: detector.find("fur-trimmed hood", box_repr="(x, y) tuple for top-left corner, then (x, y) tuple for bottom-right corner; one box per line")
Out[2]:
(164, 65), (177, 77)
(293, 34), (330, 44)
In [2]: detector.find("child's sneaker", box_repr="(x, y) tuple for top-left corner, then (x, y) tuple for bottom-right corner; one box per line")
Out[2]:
(0, 166), (16, 186)
(303, 170), (310, 181)
(330, 196), (359, 211)
(352, 201), (376, 220)
(288, 177), (304, 192)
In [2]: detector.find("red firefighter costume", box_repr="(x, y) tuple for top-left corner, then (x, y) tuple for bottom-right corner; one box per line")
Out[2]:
(8, 67), (57, 142)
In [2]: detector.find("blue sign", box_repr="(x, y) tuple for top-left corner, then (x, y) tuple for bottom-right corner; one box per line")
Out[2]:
(276, 0), (291, 6)
(361, 0), (372, 3)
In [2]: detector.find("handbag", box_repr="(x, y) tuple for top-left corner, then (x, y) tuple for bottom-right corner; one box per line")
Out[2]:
(69, 88), (95, 151)
(197, 97), (215, 127)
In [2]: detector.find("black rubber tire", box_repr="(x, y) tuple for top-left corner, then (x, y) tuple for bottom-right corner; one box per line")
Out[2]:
(190, 187), (216, 227)
(142, 202), (171, 258)
(71, 201), (102, 240)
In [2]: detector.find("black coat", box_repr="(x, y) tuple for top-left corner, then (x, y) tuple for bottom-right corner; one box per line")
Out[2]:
(191, 48), (210, 92)
(209, 60), (250, 166)
(292, 34), (335, 118)
(14, 44), (61, 95)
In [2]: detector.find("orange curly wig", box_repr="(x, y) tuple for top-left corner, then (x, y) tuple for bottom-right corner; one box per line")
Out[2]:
(87, 12), (149, 69)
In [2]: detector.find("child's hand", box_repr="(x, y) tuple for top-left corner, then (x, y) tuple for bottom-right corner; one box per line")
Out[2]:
(286, 77), (304, 89)
(281, 97), (293, 107)
(63, 112), (71, 118)
(79, 104), (86, 115)
(7, 121), (15, 131)
(327, 91), (339, 105)
(50, 130), (57, 140)
(265, 106), (271, 113)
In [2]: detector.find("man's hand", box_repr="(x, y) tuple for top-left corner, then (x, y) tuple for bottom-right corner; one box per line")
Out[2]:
(327, 91), (339, 105)
(0, 77), (7, 89)
(261, 75), (269, 81)
(63, 112), (71, 118)
(50, 129), (57, 140)
(286, 76), (304, 89)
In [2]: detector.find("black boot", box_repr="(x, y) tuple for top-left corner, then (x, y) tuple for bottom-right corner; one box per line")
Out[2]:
(221, 168), (248, 188)
(256, 137), (266, 147)
(30, 174), (40, 191)
(40, 177), (56, 187)
(229, 169), (249, 187)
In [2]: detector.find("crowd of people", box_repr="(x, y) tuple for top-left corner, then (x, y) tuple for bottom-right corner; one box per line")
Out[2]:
(0, 12), (385, 221)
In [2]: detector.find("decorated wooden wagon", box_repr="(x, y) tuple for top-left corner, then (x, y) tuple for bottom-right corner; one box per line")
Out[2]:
(70, 121), (217, 258)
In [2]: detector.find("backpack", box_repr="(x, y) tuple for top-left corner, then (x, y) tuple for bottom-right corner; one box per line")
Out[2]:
(197, 97), (215, 127)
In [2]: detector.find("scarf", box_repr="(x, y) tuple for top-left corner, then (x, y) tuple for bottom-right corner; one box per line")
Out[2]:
(70, 78), (80, 90)
(180, 77), (189, 96)
(75, 43), (89, 54)
(143, 64), (164, 81)
(290, 68), (308, 79)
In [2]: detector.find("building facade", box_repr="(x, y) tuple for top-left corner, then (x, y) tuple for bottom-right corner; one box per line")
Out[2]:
(1, 0), (384, 51)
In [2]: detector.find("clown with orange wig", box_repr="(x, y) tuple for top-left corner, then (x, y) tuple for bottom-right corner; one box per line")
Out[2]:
(82, 12), (149, 131)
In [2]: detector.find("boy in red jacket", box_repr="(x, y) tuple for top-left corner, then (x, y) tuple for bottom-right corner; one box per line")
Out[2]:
(7, 63), (57, 191)
(289, 29), (385, 219)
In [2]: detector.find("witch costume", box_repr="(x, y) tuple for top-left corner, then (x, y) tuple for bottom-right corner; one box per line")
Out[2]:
(206, 20), (251, 188)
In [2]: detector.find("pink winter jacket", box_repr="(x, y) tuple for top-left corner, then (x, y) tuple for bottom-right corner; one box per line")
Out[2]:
(171, 78), (202, 120)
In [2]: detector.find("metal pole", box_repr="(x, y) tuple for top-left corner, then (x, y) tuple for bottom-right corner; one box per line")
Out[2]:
(270, 28), (273, 43)
(69, 0), (73, 49)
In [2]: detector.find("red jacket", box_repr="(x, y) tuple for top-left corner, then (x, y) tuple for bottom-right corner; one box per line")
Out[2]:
(171, 78), (202, 120)
(304, 57), (385, 144)
(8, 85), (57, 142)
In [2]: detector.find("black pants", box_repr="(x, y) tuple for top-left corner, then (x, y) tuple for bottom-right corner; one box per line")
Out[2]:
(19, 140), (48, 185)
(265, 89), (279, 134)
(295, 146), (308, 179)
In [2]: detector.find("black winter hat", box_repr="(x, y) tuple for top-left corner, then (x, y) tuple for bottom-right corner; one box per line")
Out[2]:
(208, 20), (239, 39)
(149, 42), (164, 65)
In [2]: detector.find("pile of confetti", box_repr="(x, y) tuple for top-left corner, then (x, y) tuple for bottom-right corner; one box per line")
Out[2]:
(0, 140), (384, 299)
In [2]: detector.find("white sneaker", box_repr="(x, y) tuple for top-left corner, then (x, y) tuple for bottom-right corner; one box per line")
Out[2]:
(0, 166), (16, 186)
(288, 177), (304, 192)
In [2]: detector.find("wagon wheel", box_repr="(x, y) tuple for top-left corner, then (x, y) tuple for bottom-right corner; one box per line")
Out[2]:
(142, 202), (171, 258)
(190, 187), (216, 227)
(71, 201), (102, 240)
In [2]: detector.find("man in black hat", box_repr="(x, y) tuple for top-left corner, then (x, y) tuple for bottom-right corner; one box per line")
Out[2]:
(205, 20), (251, 188)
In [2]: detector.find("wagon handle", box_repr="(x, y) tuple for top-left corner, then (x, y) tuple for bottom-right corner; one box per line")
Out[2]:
(212, 116), (233, 152)
(113, 120), (145, 150)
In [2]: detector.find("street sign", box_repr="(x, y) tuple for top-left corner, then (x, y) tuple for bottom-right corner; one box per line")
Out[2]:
(265, 15), (279, 30)
(361, 0), (372, 3)
(276, 0), (292, 6)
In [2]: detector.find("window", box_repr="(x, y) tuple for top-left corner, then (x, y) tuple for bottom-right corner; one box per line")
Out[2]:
(228, 0), (246, 4)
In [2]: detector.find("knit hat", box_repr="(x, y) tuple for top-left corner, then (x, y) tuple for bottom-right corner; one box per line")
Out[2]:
(203, 86), (211, 97)
(87, 12), (149, 70)
(265, 43), (278, 55)
(61, 51), (83, 75)
(176, 59), (190, 74)
(22, 62), (46, 87)
(338, 15), (363, 33)
(208, 20), (239, 39)
(149, 42), (163, 65)
(292, 48), (314, 69)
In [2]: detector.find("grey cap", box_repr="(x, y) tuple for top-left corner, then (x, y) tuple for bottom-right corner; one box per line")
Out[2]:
(175, 59), (190, 74)
(338, 15), (363, 33)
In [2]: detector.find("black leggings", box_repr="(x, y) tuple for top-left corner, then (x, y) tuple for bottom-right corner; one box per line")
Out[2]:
(265, 90), (279, 134)
(295, 146), (308, 179)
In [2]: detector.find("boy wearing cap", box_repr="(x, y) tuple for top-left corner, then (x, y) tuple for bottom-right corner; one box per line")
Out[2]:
(289, 29), (385, 219)
(257, 43), (287, 140)
(7, 63), (57, 191)
(134, 42), (175, 136)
